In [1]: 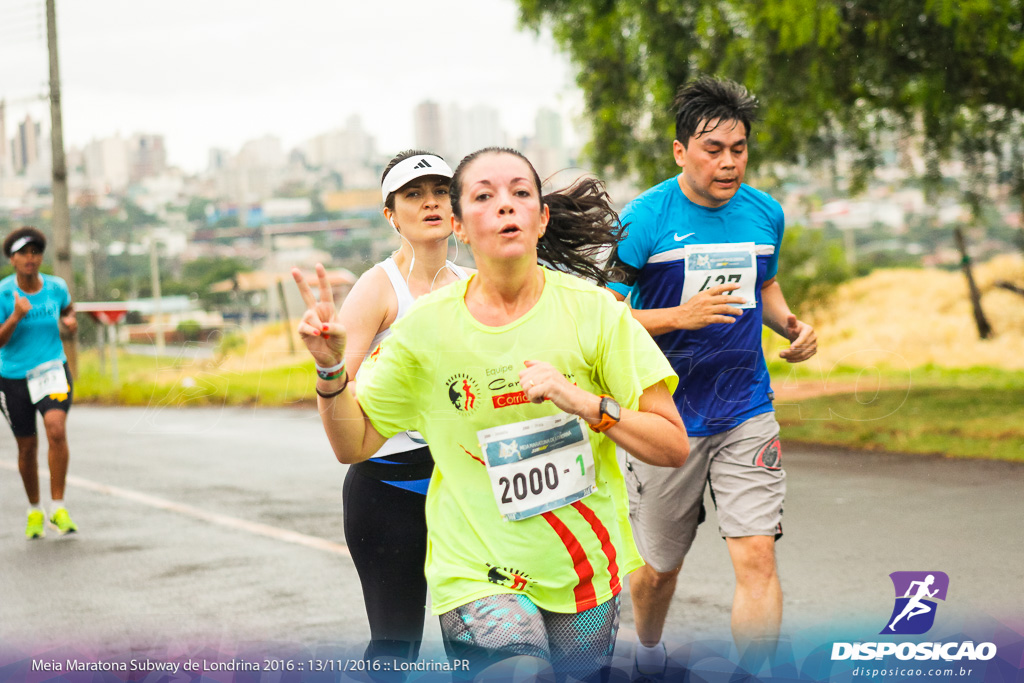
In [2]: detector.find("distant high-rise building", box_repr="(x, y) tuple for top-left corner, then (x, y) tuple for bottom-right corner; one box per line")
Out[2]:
(237, 135), (285, 169)
(83, 135), (130, 191)
(0, 100), (10, 176)
(446, 104), (505, 161)
(414, 101), (445, 156)
(534, 108), (563, 150)
(129, 133), (167, 183)
(530, 108), (569, 177)
(208, 148), (230, 173)
(216, 135), (286, 201)
(304, 115), (376, 169)
(14, 115), (40, 174)
(300, 115), (378, 189)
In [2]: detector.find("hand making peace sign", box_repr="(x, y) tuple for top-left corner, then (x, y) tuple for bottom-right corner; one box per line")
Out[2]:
(291, 263), (347, 368)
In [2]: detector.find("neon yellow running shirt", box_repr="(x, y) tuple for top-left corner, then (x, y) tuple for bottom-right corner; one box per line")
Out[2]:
(356, 268), (678, 614)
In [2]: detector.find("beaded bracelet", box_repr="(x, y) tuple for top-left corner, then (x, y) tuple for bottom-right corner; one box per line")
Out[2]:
(316, 372), (349, 399)
(315, 359), (346, 381)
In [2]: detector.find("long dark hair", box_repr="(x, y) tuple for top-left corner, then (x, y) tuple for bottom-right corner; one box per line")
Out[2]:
(450, 147), (625, 286)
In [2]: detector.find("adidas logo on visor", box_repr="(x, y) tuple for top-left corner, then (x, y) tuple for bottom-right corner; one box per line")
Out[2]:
(380, 154), (453, 203)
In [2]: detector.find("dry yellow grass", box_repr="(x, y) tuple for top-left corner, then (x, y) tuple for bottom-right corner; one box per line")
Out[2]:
(788, 255), (1024, 370)
(214, 321), (309, 374)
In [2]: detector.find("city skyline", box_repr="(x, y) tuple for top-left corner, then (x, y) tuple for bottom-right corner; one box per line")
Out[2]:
(0, 0), (583, 174)
(1, 100), (574, 203)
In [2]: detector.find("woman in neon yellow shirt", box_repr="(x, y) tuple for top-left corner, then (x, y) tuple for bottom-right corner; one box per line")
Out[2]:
(293, 148), (688, 682)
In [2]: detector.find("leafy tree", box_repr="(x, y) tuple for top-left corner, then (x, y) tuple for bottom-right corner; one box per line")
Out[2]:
(185, 197), (212, 222)
(775, 225), (853, 312)
(519, 0), (1024, 334)
(177, 257), (251, 304)
(518, 0), (1024, 193)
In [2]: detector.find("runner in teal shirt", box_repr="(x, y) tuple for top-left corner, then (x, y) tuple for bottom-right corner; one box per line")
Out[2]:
(0, 227), (79, 539)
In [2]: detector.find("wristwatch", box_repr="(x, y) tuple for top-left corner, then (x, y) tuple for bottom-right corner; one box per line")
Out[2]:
(589, 395), (621, 433)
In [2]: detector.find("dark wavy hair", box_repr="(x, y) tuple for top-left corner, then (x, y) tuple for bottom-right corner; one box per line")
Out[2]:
(449, 147), (625, 286)
(380, 148), (449, 211)
(3, 226), (46, 257)
(673, 76), (759, 144)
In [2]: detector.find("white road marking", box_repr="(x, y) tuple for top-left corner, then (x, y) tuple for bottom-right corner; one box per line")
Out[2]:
(0, 462), (350, 557)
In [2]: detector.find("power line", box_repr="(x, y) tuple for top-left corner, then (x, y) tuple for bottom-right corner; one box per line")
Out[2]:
(4, 6), (43, 17)
(3, 12), (43, 24)
(0, 18), (45, 30)
(0, 2), (43, 14)
(3, 3), (43, 13)
(0, 34), (45, 46)
(1, 93), (48, 106)
(2, 10), (43, 23)
(0, 27), (45, 36)
(0, 35), (45, 48)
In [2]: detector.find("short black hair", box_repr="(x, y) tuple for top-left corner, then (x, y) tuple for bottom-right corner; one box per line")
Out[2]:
(3, 226), (46, 257)
(673, 76), (758, 144)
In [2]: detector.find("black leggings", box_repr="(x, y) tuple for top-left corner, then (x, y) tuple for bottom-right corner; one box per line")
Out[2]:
(342, 461), (430, 664)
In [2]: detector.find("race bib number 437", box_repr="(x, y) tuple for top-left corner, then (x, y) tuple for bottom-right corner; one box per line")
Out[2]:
(478, 413), (597, 522)
(681, 242), (758, 309)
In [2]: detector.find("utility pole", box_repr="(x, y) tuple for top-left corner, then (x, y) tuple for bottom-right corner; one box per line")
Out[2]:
(149, 233), (165, 357)
(46, 0), (76, 373)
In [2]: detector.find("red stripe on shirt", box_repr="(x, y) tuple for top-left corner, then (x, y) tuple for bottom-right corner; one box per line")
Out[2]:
(542, 511), (598, 612)
(571, 500), (622, 596)
(458, 443), (485, 466)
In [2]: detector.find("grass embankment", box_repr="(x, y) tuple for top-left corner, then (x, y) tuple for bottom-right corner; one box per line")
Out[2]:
(764, 254), (1024, 462)
(74, 322), (317, 408)
(767, 361), (1024, 461)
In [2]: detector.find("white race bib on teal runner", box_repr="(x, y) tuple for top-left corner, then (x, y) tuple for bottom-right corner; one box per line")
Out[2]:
(26, 360), (68, 404)
(681, 242), (758, 309)
(478, 412), (597, 522)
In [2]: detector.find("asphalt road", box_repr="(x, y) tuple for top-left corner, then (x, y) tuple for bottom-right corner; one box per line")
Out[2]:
(1, 406), (1022, 669)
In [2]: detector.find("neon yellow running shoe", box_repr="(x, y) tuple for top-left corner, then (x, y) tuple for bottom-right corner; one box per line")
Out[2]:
(49, 507), (78, 535)
(26, 509), (45, 539)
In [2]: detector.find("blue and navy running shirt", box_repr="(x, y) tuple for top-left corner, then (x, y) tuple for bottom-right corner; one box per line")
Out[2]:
(609, 177), (785, 437)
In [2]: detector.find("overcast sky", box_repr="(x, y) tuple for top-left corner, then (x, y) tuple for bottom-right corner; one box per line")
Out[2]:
(0, 0), (583, 173)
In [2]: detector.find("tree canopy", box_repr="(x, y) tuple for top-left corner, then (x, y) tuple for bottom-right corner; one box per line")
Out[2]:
(518, 0), (1024, 191)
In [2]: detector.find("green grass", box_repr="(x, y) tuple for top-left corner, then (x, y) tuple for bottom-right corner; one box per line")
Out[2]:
(74, 349), (317, 408)
(766, 357), (1024, 461)
(773, 386), (1024, 461)
(766, 359), (1024, 391)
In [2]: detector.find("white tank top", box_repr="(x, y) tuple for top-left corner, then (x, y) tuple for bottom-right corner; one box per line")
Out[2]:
(360, 256), (468, 458)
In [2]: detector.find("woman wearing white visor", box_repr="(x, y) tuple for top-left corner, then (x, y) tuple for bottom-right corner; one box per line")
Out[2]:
(331, 150), (469, 678)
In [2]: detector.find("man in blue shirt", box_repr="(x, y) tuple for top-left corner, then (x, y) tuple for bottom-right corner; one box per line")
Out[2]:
(609, 77), (817, 674)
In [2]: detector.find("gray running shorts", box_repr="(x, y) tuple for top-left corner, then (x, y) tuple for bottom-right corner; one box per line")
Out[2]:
(622, 411), (785, 573)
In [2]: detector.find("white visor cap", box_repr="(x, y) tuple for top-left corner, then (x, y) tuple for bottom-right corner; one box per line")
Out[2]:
(9, 235), (43, 254)
(380, 154), (453, 203)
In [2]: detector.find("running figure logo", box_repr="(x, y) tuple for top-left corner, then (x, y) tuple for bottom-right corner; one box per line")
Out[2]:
(487, 565), (530, 592)
(446, 373), (480, 414)
(881, 571), (949, 635)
